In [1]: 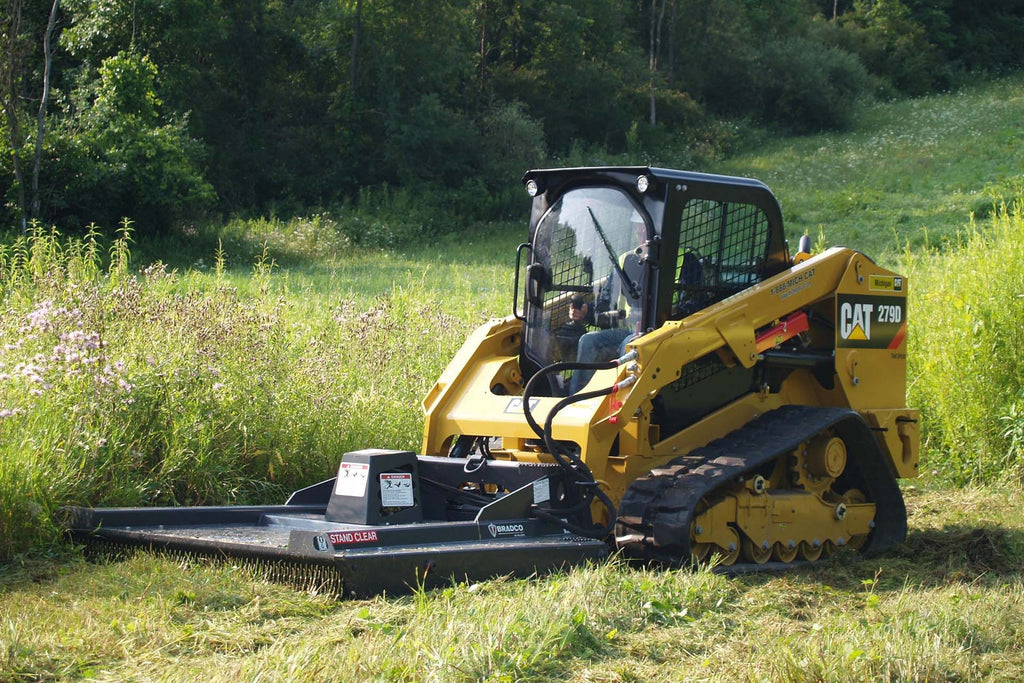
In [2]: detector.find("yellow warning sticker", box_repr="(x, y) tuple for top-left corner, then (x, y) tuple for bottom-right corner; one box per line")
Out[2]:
(869, 275), (904, 292)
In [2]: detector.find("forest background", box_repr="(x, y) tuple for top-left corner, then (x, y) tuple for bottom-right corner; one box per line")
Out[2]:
(1, 0), (1022, 240)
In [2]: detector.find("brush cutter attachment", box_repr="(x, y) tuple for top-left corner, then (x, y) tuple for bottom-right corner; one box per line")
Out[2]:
(64, 450), (609, 597)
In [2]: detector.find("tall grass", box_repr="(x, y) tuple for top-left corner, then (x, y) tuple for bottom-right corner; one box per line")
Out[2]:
(903, 204), (1024, 484)
(3, 207), (1024, 558)
(0, 227), (477, 560)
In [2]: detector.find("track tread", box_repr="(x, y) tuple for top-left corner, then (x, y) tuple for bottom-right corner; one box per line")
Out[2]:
(614, 405), (907, 567)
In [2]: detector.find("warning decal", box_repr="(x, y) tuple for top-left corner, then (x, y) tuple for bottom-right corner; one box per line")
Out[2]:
(328, 530), (379, 546)
(836, 295), (906, 349)
(379, 472), (415, 507)
(335, 461), (370, 497)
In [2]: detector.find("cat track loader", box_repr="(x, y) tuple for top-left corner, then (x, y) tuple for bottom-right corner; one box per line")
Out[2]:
(64, 167), (918, 597)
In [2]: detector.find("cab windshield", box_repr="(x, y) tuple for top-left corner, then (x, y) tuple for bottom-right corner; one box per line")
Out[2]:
(523, 186), (650, 392)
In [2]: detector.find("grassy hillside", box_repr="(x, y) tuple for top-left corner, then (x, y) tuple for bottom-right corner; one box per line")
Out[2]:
(2, 74), (1024, 681)
(718, 73), (1024, 262)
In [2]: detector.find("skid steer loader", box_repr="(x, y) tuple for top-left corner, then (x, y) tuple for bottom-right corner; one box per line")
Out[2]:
(65, 167), (918, 596)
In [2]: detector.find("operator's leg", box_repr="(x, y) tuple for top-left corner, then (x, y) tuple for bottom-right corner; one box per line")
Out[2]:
(569, 328), (630, 394)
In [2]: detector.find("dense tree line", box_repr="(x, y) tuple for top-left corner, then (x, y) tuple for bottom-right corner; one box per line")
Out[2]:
(1, 0), (1021, 234)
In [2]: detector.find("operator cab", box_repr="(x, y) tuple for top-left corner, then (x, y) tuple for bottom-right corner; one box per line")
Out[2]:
(516, 167), (790, 396)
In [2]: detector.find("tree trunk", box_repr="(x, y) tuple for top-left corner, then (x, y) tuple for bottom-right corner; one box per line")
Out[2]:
(31, 0), (59, 221)
(2, 0), (27, 232)
(649, 0), (666, 126)
(477, 0), (487, 94)
(667, 0), (676, 86)
(349, 0), (362, 95)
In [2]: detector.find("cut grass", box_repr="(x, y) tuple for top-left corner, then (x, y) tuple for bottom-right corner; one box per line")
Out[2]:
(2, 487), (1023, 682)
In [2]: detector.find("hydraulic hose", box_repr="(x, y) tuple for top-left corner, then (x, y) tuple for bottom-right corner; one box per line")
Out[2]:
(539, 388), (621, 537)
(521, 349), (637, 440)
(519, 352), (637, 539)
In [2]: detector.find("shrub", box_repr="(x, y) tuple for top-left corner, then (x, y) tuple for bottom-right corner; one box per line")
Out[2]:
(479, 102), (548, 218)
(479, 101), (547, 185)
(42, 52), (215, 233)
(755, 37), (874, 132)
(833, 1), (950, 96)
(385, 93), (484, 190)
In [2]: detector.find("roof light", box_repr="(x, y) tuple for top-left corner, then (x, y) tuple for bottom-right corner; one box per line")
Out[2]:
(636, 175), (650, 193)
(526, 179), (540, 197)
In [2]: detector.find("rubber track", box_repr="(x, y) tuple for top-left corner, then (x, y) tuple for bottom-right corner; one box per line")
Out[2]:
(615, 405), (907, 566)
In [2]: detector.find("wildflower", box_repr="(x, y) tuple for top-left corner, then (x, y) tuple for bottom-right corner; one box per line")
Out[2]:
(15, 362), (47, 385)
(142, 262), (169, 280)
(212, 382), (226, 392)
(25, 300), (54, 331)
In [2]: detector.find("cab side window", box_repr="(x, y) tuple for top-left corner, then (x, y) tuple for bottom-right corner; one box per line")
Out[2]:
(672, 200), (772, 317)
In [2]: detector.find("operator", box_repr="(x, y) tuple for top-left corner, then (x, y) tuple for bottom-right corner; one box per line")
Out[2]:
(567, 280), (639, 394)
(553, 295), (590, 362)
(568, 214), (646, 394)
(568, 296), (589, 325)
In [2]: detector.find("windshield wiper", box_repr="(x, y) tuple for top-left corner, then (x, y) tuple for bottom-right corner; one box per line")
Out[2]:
(587, 207), (641, 300)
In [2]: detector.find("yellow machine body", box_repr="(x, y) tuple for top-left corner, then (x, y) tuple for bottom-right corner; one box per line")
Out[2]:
(421, 167), (918, 566)
(425, 247), (917, 468)
(64, 167), (920, 590)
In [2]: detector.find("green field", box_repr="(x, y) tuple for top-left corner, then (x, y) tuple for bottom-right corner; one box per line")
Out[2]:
(718, 75), (1024, 262)
(2, 75), (1024, 681)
